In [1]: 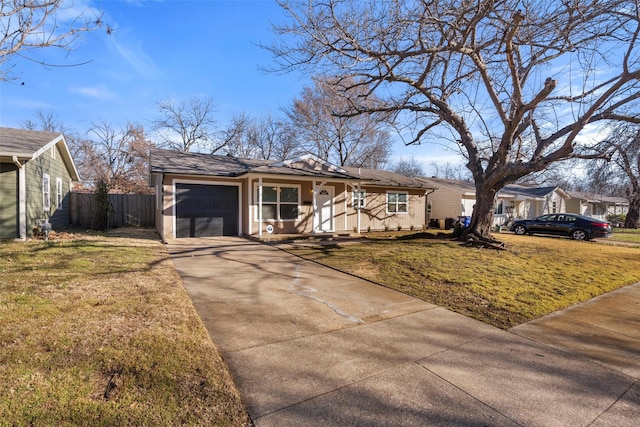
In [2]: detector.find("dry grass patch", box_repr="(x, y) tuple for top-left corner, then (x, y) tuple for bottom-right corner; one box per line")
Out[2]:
(0, 231), (249, 426)
(285, 232), (640, 329)
(611, 228), (640, 244)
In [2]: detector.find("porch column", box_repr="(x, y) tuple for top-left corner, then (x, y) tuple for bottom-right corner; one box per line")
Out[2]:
(247, 178), (252, 236)
(312, 180), (316, 232)
(258, 177), (263, 239)
(356, 183), (361, 234)
(344, 183), (348, 231)
(13, 157), (27, 240)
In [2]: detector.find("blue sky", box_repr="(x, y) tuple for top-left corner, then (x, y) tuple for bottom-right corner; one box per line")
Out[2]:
(0, 0), (460, 171)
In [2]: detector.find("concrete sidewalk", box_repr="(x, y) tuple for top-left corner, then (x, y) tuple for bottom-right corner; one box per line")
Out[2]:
(168, 237), (639, 426)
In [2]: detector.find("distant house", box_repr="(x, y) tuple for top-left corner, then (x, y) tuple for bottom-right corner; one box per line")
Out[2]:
(565, 191), (629, 220)
(0, 127), (79, 239)
(497, 184), (571, 224)
(418, 177), (570, 227)
(149, 148), (435, 239)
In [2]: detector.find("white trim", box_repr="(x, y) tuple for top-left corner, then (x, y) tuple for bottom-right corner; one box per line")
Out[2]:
(344, 183), (348, 231)
(43, 173), (50, 212)
(386, 190), (409, 215)
(56, 177), (63, 210)
(258, 177), (263, 239)
(314, 183), (334, 232)
(252, 182), (301, 222)
(170, 178), (242, 238)
(247, 178), (253, 236)
(12, 157), (27, 239)
(270, 154), (349, 175)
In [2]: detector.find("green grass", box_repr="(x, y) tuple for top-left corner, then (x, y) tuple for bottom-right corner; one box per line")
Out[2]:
(0, 233), (249, 426)
(285, 232), (640, 329)
(611, 228), (640, 244)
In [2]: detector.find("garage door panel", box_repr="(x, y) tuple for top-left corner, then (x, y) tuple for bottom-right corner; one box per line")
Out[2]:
(175, 184), (238, 237)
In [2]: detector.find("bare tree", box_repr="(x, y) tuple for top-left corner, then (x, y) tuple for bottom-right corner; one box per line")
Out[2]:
(286, 75), (393, 168)
(590, 124), (640, 228)
(224, 112), (305, 160)
(1, 0), (106, 82)
(429, 162), (470, 181)
(153, 96), (222, 153)
(86, 120), (154, 193)
(392, 157), (424, 178)
(255, 114), (302, 161)
(269, 0), (640, 245)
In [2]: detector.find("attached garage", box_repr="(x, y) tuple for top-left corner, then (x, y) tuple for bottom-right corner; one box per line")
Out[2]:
(175, 183), (239, 237)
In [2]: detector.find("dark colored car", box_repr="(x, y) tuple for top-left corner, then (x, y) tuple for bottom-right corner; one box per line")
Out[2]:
(510, 213), (612, 240)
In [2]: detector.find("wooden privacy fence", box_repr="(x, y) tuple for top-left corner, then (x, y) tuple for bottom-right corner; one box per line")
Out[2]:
(70, 193), (155, 229)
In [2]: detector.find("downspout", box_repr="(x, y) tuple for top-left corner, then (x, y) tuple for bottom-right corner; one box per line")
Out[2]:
(312, 180), (316, 232)
(247, 178), (252, 236)
(258, 177), (263, 239)
(12, 156), (27, 240)
(356, 182), (361, 234)
(424, 188), (436, 228)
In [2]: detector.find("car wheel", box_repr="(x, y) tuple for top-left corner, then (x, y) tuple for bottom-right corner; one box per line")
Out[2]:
(513, 225), (527, 235)
(571, 229), (587, 240)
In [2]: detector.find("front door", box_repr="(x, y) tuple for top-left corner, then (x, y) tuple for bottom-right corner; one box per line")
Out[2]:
(315, 187), (334, 232)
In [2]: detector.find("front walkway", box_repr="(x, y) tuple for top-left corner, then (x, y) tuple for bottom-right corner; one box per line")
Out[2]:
(168, 237), (639, 426)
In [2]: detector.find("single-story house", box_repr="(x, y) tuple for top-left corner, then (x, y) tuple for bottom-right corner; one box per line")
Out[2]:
(0, 127), (79, 239)
(566, 191), (629, 220)
(498, 184), (570, 225)
(418, 177), (570, 227)
(150, 148), (435, 239)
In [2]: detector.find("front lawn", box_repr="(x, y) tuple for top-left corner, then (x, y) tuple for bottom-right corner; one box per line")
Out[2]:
(284, 232), (640, 329)
(612, 227), (640, 244)
(0, 232), (249, 426)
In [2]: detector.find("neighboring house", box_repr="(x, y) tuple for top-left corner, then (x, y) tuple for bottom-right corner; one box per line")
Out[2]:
(566, 191), (629, 220)
(150, 148), (435, 239)
(0, 127), (79, 239)
(498, 184), (570, 225)
(418, 177), (570, 227)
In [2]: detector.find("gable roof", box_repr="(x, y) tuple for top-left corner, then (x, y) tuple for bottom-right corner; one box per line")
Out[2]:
(150, 148), (434, 189)
(344, 166), (435, 189)
(501, 184), (570, 199)
(417, 177), (572, 199)
(417, 177), (475, 194)
(566, 190), (628, 205)
(0, 127), (80, 181)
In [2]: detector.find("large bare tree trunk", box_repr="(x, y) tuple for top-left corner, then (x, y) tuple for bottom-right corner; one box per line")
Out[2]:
(625, 193), (640, 228)
(458, 181), (504, 249)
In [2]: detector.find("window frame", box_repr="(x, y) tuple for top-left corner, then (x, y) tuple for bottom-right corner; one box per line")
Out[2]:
(254, 183), (301, 222)
(352, 190), (366, 208)
(386, 191), (409, 214)
(56, 178), (63, 210)
(43, 174), (51, 211)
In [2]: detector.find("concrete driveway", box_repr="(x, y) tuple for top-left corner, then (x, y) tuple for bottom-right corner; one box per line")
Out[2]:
(168, 237), (639, 426)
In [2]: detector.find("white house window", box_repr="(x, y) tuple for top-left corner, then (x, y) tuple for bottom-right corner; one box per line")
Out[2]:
(56, 178), (63, 210)
(427, 200), (432, 217)
(352, 190), (366, 208)
(495, 199), (504, 215)
(552, 201), (557, 213)
(256, 185), (300, 221)
(43, 174), (50, 211)
(387, 191), (408, 214)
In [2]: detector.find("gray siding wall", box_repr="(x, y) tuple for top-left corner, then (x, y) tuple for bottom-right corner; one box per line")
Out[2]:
(25, 145), (72, 235)
(0, 163), (18, 239)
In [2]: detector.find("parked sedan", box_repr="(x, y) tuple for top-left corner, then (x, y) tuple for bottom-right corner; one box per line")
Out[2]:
(510, 213), (613, 240)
